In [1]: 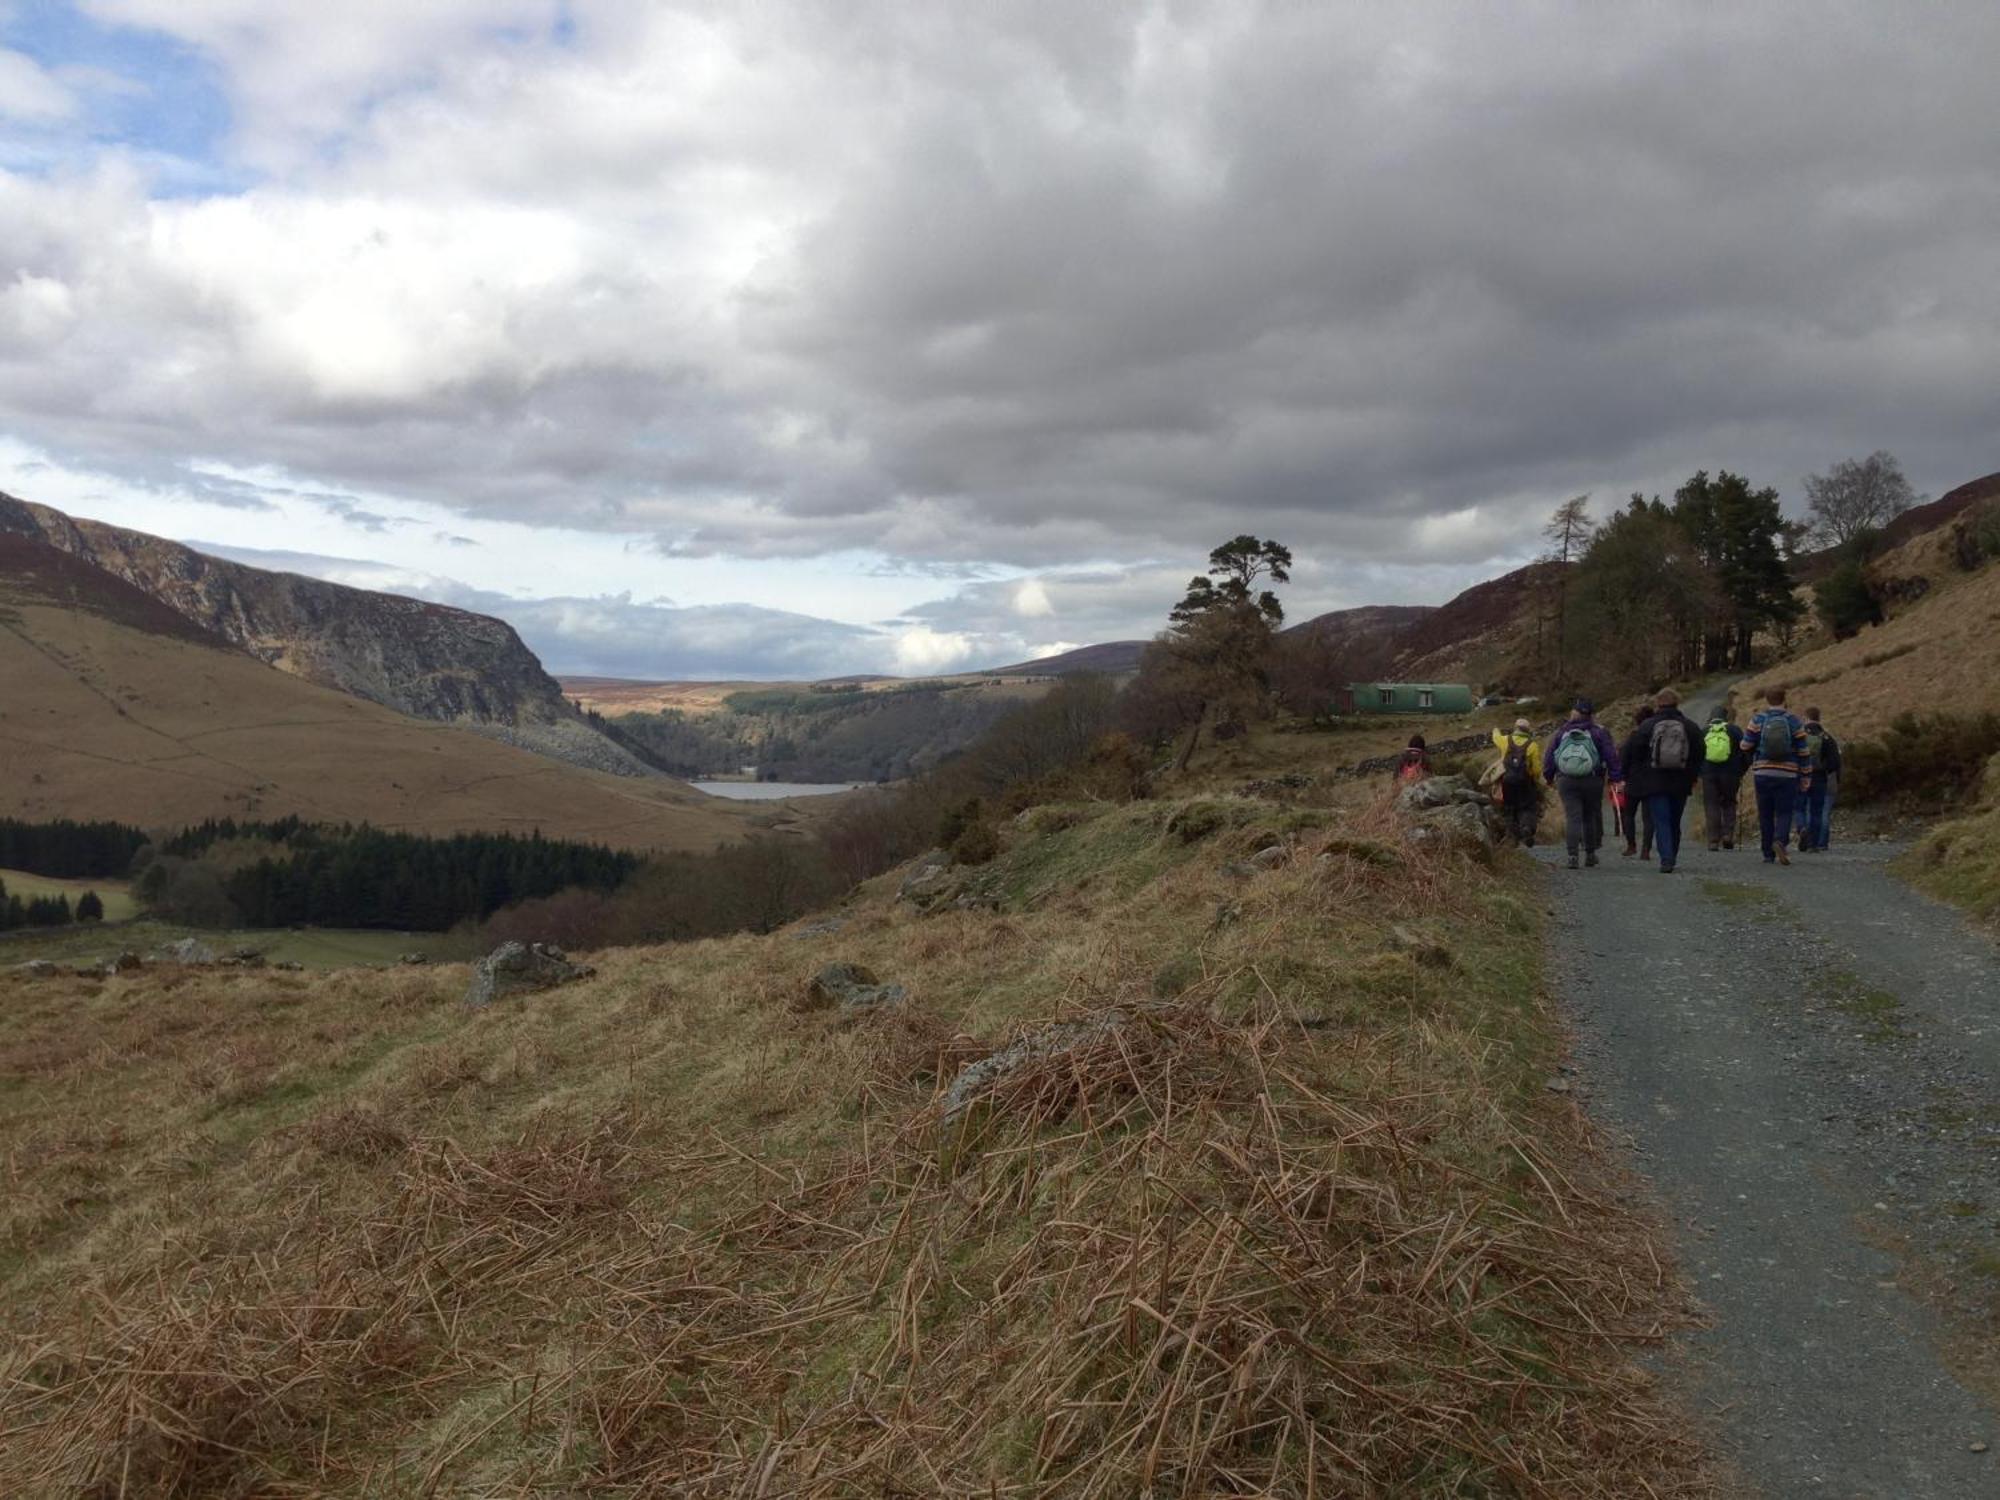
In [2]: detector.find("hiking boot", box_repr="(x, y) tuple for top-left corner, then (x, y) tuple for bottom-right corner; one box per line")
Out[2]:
(1707, 842), (1720, 852)
(1721, 839), (1734, 850)
(1584, 851), (1599, 868)
(1567, 854), (1580, 870)
(1661, 862), (1675, 874)
(1621, 844), (1636, 858)
(1776, 846), (1791, 866)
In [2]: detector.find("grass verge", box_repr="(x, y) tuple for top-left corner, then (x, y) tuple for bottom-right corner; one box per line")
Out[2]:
(0, 786), (1711, 1495)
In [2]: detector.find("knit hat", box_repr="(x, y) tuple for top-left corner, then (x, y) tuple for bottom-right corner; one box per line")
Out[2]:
(1514, 717), (1532, 732)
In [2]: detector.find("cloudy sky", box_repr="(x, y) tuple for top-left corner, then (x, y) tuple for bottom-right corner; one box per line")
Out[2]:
(3, 3), (1996, 678)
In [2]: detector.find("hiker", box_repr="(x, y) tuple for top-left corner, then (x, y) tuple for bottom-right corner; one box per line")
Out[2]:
(1700, 706), (1747, 851)
(1797, 707), (1842, 852)
(1617, 704), (1658, 860)
(1634, 688), (1700, 873)
(1394, 735), (1430, 784)
(1743, 685), (1809, 864)
(1541, 698), (1622, 869)
(1489, 717), (1542, 846)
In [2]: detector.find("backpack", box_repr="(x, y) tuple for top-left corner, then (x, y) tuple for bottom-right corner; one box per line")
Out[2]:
(1553, 727), (1600, 777)
(1396, 749), (1427, 783)
(1756, 712), (1794, 762)
(1501, 737), (1532, 786)
(1803, 729), (1825, 771)
(1651, 715), (1690, 772)
(1704, 723), (1734, 763)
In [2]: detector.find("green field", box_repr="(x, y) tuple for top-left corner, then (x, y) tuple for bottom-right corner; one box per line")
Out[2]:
(0, 916), (480, 972)
(0, 868), (137, 921)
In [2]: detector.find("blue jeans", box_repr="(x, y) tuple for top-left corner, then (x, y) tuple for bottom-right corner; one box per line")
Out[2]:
(1644, 792), (1689, 868)
(1800, 780), (1833, 849)
(1754, 774), (1797, 859)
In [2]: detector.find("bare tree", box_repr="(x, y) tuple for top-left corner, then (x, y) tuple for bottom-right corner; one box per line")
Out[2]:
(1541, 496), (1592, 682)
(1803, 450), (1920, 549)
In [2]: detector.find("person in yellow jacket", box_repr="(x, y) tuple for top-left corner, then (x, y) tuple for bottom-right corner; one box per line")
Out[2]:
(1489, 717), (1542, 846)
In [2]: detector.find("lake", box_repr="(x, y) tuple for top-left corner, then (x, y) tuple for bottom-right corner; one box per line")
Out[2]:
(691, 781), (872, 800)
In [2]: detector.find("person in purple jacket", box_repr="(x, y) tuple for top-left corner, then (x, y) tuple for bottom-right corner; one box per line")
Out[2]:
(1542, 698), (1623, 869)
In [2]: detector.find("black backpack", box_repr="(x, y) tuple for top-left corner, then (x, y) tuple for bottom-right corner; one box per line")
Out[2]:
(1501, 738), (1532, 786)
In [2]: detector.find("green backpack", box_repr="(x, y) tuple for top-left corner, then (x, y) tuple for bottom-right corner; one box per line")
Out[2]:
(1803, 729), (1825, 770)
(1553, 727), (1600, 777)
(1704, 723), (1734, 764)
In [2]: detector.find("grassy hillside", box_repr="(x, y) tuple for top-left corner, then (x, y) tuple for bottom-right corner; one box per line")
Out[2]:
(0, 596), (757, 852)
(0, 767), (1709, 1495)
(1753, 551), (2000, 740)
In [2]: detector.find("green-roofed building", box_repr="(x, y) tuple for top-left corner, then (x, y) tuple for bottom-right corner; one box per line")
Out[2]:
(1338, 683), (1475, 715)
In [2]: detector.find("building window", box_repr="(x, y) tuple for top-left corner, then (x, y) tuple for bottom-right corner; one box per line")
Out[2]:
(1418, 689), (1435, 709)
(1378, 688), (1394, 707)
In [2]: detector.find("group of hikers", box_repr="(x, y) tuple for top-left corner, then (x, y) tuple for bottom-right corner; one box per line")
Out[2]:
(1395, 686), (1841, 871)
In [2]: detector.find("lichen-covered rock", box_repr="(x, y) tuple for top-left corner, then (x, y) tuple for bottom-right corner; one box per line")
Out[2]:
(941, 1010), (1130, 1123)
(464, 941), (593, 1008)
(796, 962), (908, 1014)
(1395, 775), (1477, 813)
(153, 938), (217, 965)
(106, 952), (144, 974)
(1248, 843), (1289, 871)
(12, 959), (57, 978)
(399, 952), (429, 965)
(1408, 801), (1495, 850)
(899, 850), (964, 909)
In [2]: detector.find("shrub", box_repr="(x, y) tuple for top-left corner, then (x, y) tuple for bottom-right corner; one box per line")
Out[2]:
(1841, 710), (2000, 810)
(75, 890), (104, 923)
(947, 820), (1000, 866)
(1813, 560), (1881, 639)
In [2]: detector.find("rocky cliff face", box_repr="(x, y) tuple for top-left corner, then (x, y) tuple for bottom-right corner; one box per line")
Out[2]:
(0, 493), (654, 777)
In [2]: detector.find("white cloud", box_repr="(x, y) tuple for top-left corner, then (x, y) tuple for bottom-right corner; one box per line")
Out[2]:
(1013, 578), (1053, 617)
(891, 625), (976, 675)
(0, 49), (74, 122)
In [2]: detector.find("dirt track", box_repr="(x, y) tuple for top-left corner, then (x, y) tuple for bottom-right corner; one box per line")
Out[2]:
(1544, 696), (2000, 1495)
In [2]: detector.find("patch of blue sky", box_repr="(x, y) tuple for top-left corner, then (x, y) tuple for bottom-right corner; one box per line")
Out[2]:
(3, 1), (237, 191)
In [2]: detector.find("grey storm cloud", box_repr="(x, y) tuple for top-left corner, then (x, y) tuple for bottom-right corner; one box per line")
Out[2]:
(3, 1), (1998, 582)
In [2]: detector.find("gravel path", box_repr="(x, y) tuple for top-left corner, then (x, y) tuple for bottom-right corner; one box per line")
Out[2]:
(1541, 709), (2000, 1497)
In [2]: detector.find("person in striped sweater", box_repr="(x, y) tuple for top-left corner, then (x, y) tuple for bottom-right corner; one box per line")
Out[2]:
(1742, 685), (1809, 865)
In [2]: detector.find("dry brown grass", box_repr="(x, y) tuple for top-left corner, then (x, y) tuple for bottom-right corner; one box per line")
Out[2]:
(0, 600), (753, 851)
(0, 787), (1713, 1495)
(1745, 556), (2000, 742)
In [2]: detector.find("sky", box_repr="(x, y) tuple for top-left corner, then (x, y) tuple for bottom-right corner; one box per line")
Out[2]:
(2, 2), (1996, 679)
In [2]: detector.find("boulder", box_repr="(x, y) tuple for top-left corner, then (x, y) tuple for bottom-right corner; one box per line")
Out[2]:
(154, 938), (217, 965)
(106, 952), (144, 974)
(899, 850), (964, 909)
(464, 941), (593, 1009)
(273, 960), (305, 972)
(1410, 801), (1495, 850)
(787, 916), (848, 940)
(1248, 843), (1290, 871)
(1395, 775), (1476, 813)
(13, 959), (57, 978)
(796, 961), (907, 1014)
(941, 1010), (1129, 1123)
(399, 952), (429, 965)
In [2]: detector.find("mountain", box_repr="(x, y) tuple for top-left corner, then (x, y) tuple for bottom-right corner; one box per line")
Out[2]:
(979, 640), (1148, 676)
(0, 530), (752, 850)
(1386, 560), (1558, 683)
(1280, 603), (1436, 677)
(0, 493), (650, 776)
